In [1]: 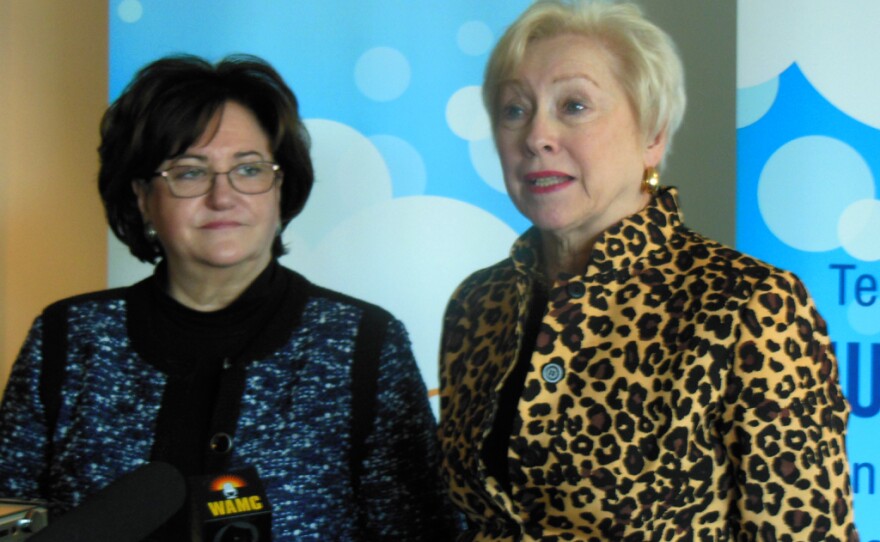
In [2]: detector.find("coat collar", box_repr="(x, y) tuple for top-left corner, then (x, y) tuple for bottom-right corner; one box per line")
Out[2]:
(510, 186), (684, 281)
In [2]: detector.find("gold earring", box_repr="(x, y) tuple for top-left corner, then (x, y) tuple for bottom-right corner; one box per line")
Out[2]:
(643, 167), (660, 195)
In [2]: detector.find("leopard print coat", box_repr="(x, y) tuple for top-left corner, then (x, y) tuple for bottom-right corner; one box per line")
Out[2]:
(439, 188), (858, 541)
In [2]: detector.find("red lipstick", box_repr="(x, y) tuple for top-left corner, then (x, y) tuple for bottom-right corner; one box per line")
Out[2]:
(524, 170), (574, 194)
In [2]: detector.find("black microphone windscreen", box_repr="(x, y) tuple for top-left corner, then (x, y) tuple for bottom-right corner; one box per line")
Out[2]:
(29, 461), (186, 542)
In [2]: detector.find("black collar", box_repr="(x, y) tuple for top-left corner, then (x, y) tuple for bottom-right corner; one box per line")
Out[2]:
(126, 261), (312, 373)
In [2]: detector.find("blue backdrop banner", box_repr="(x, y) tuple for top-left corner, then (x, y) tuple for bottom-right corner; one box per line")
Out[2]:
(109, 0), (876, 535)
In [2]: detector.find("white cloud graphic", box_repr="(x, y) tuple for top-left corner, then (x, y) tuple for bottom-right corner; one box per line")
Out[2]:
(738, 0), (880, 128)
(294, 120), (392, 241)
(285, 120), (517, 396)
(283, 195), (514, 393)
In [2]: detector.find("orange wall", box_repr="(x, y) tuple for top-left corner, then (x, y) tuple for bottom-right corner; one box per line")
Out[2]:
(0, 1), (108, 390)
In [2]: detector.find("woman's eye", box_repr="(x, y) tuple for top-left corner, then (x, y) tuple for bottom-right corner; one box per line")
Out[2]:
(173, 167), (208, 181)
(563, 100), (587, 114)
(236, 163), (265, 177)
(500, 103), (528, 125)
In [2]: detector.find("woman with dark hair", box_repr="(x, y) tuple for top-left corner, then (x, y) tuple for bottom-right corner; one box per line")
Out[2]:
(438, 1), (858, 540)
(0, 54), (455, 540)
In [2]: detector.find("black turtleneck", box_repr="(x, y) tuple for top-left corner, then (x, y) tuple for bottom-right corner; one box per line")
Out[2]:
(127, 260), (302, 541)
(126, 260), (290, 476)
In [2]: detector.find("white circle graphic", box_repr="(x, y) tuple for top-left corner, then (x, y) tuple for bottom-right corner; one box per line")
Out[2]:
(118, 0), (143, 23)
(737, 77), (778, 129)
(839, 199), (880, 262)
(847, 300), (880, 336)
(354, 47), (411, 102)
(446, 86), (490, 141)
(457, 21), (493, 56)
(758, 136), (874, 252)
(469, 137), (505, 194)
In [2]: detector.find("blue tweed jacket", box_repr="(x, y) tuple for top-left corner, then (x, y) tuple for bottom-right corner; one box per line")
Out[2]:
(0, 267), (455, 540)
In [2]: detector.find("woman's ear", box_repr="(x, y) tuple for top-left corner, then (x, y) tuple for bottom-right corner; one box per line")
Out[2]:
(644, 128), (668, 168)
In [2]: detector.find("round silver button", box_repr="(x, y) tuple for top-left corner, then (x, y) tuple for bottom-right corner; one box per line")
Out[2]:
(542, 362), (564, 384)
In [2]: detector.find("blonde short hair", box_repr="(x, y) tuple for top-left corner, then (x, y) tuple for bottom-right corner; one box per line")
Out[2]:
(484, 0), (686, 153)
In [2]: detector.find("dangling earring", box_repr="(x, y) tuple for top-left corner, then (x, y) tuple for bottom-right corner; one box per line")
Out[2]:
(643, 167), (660, 195)
(144, 222), (158, 242)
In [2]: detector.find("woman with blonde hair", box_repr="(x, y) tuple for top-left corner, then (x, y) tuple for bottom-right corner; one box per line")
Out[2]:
(438, 1), (859, 539)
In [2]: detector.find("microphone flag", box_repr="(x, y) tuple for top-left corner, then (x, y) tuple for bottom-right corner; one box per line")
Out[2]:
(189, 466), (272, 542)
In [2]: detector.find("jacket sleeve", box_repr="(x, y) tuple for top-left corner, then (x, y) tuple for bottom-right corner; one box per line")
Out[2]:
(724, 271), (858, 541)
(356, 315), (463, 540)
(0, 316), (53, 501)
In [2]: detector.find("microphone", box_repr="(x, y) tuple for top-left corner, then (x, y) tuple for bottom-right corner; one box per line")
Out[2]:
(29, 461), (186, 542)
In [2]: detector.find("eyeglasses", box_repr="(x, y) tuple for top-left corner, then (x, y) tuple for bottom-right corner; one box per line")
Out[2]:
(152, 161), (282, 198)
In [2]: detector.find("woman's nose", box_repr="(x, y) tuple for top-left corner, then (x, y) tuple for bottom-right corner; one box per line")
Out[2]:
(524, 112), (558, 155)
(205, 172), (237, 207)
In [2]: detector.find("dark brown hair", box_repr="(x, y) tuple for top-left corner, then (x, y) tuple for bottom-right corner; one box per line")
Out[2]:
(98, 54), (314, 263)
